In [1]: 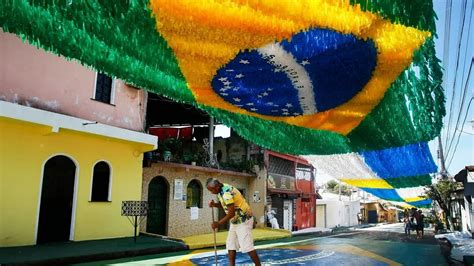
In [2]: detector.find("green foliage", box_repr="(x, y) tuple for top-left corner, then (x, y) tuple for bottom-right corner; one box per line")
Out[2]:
(425, 179), (458, 230)
(326, 180), (352, 196)
(326, 180), (339, 190)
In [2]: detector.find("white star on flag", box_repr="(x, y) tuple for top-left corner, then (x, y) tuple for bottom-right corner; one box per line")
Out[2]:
(250, 108), (258, 111)
(285, 103), (293, 108)
(239, 59), (250, 64)
(301, 60), (310, 66)
(246, 103), (254, 106)
(233, 98), (241, 102)
(218, 77), (228, 81)
(262, 92), (268, 96)
(235, 74), (244, 78)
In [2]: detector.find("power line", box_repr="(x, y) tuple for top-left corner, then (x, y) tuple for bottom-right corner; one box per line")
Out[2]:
(447, 97), (473, 169)
(442, 0), (453, 147)
(446, 57), (474, 159)
(446, 58), (474, 168)
(444, 0), (468, 151)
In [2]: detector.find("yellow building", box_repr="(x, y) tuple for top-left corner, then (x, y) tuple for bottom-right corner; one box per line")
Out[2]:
(0, 101), (156, 247)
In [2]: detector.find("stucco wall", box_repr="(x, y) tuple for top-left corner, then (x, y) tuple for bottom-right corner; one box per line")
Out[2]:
(0, 30), (146, 131)
(0, 118), (145, 247)
(142, 162), (265, 238)
(316, 200), (360, 228)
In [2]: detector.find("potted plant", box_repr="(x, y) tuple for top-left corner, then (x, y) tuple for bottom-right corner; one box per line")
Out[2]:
(159, 138), (183, 162)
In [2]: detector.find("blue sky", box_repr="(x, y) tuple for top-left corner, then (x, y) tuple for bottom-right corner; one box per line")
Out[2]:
(430, 0), (473, 176)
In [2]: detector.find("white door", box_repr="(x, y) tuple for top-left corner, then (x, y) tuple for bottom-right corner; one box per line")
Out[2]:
(344, 205), (350, 226)
(283, 200), (293, 231)
(316, 205), (326, 228)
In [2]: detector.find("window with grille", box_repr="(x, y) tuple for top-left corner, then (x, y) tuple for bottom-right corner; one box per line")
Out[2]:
(268, 155), (294, 176)
(91, 161), (111, 202)
(186, 179), (202, 208)
(296, 163), (313, 181)
(94, 72), (114, 104)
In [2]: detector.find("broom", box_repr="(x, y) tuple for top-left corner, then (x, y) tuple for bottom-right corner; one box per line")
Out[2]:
(211, 206), (218, 265)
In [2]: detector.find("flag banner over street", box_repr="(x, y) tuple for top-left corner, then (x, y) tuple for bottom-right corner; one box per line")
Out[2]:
(0, 0), (445, 206)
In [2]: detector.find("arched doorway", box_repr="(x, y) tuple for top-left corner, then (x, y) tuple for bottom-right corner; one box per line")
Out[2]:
(37, 155), (76, 244)
(147, 176), (168, 235)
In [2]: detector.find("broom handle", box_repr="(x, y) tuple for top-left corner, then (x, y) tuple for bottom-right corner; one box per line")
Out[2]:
(212, 206), (218, 266)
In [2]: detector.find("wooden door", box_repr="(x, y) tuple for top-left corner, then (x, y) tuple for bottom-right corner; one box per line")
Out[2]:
(147, 177), (168, 235)
(37, 155), (76, 244)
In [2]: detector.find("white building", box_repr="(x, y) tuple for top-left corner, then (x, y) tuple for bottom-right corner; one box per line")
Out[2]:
(316, 192), (360, 228)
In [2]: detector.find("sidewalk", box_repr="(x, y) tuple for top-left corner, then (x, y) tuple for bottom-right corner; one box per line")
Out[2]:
(435, 231), (474, 264)
(0, 228), (290, 265)
(0, 235), (187, 265)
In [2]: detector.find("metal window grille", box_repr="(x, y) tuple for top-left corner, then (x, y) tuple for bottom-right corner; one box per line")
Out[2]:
(296, 163), (313, 181)
(268, 155), (294, 176)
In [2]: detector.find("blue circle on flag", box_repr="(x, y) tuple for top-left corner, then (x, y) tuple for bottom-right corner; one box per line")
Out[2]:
(211, 28), (377, 117)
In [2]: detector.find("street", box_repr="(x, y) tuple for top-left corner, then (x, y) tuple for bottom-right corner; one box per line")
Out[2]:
(77, 224), (447, 265)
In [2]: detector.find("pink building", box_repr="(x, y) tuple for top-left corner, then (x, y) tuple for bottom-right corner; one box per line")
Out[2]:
(0, 30), (147, 131)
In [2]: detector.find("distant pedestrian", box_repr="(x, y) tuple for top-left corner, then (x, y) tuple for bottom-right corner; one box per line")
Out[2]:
(417, 210), (425, 239)
(357, 213), (362, 225)
(403, 215), (411, 236)
(206, 178), (261, 266)
(266, 208), (280, 229)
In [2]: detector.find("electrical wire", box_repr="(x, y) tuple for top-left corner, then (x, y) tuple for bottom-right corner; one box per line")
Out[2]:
(447, 97), (473, 169)
(444, 0), (468, 151)
(442, 0), (453, 146)
(445, 57), (474, 160)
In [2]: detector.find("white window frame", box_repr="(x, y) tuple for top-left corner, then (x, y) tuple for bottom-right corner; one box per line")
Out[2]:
(92, 72), (116, 105)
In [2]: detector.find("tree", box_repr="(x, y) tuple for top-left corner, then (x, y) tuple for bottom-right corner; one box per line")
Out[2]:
(325, 180), (352, 196)
(326, 180), (338, 191)
(424, 179), (458, 231)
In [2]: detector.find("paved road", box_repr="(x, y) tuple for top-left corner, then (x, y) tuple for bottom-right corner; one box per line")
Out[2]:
(78, 224), (447, 265)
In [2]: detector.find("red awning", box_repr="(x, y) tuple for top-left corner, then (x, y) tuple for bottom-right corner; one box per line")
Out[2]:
(149, 127), (193, 140)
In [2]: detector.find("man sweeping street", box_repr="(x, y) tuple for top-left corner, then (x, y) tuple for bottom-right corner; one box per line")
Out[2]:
(206, 178), (261, 266)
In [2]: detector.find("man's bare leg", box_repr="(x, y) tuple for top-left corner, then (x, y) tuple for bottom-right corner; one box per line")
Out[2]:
(228, 250), (236, 266)
(247, 250), (261, 266)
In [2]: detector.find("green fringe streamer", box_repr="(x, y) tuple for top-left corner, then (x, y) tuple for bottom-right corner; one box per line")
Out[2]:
(384, 174), (432, 189)
(348, 38), (445, 151)
(0, 0), (195, 104)
(350, 0), (438, 33)
(201, 105), (352, 155)
(0, 0), (445, 156)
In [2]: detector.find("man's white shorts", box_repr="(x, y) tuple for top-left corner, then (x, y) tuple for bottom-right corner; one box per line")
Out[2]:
(226, 217), (255, 253)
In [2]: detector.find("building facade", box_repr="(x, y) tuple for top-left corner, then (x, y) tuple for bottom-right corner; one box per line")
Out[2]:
(141, 162), (266, 238)
(0, 30), (155, 247)
(315, 192), (360, 228)
(266, 151), (316, 231)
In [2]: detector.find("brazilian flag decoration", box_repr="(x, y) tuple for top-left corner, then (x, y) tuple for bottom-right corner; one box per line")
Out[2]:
(0, 0), (444, 208)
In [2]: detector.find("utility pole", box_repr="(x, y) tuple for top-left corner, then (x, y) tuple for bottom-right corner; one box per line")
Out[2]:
(338, 180), (341, 201)
(209, 116), (214, 160)
(437, 136), (447, 178)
